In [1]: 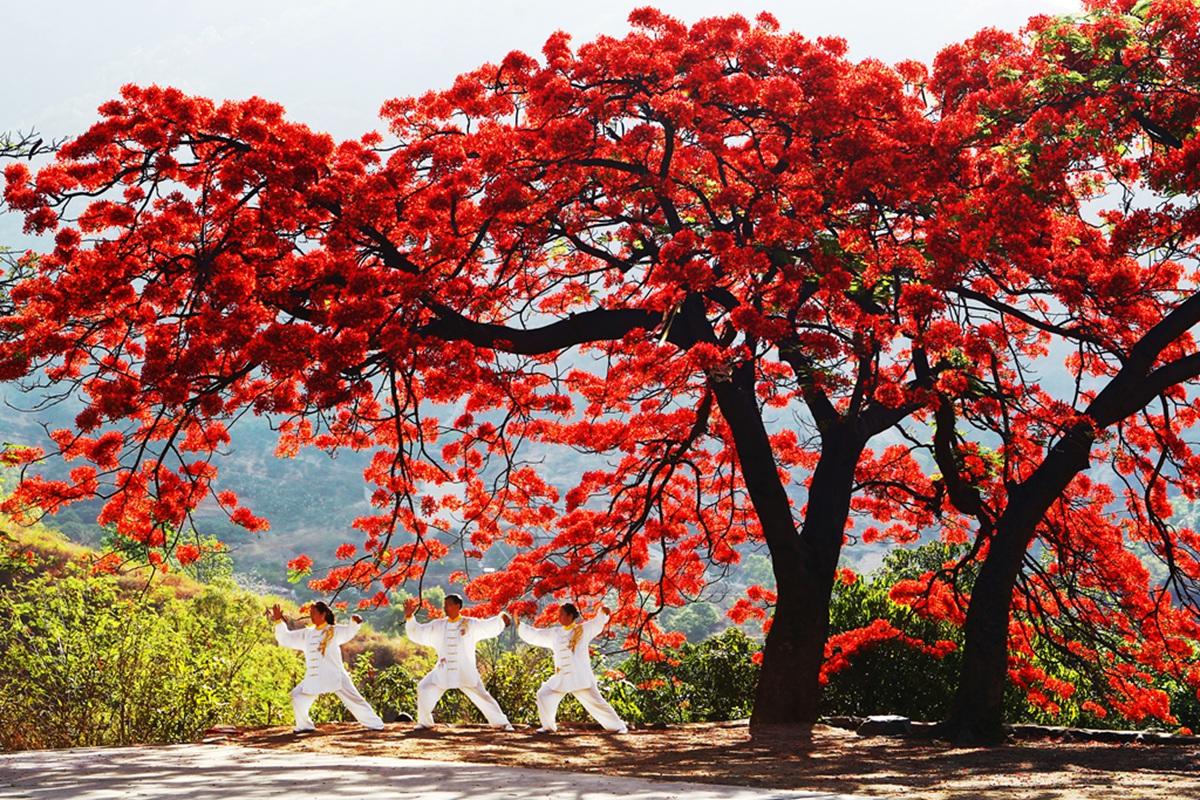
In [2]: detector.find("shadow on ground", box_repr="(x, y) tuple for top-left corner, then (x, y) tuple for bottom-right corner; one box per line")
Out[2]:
(236, 720), (1200, 800)
(0, 741), (857, 800)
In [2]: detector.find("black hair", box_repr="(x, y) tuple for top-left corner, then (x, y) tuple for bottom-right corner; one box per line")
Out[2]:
(561, 602), (580, 620)
(312, 601), (336, 625)
(444, 594), (464, 609)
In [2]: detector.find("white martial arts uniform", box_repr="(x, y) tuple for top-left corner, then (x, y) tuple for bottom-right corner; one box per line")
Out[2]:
(405, 614), (512, 728)
(517, 612), (628, 733)
(274, 620), (385, 731)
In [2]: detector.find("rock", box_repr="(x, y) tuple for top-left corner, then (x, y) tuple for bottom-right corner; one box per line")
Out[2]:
(1136, 732), (1177, 745)
(822, 715), (864, 731)
(856, 715), (912, 737)
(1086, 728), (1141, 744)
(909, 721), (939, 739)
(1011, 724), (1070, 740)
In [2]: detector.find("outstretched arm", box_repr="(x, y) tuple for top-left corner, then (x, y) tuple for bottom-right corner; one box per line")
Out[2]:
(404, 601), (436, 648)
(581, 606), (612, 642)
(333, 614), (364, 646)
(273, 622), (307, 650)
(517, 620), (554, 648)
(270, 603), (306, 650)
(471, 613), (507, 641)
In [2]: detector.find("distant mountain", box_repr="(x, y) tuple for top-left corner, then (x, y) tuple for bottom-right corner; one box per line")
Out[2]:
(0, 383), (375, 598)
(8, 361), (1095, 618)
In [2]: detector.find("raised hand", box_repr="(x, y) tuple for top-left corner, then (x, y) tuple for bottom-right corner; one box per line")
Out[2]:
(351, 614), (364, 624)
(404, 597), (420, 619)
(269, 603), (284, 622)
(601, 605), (612, 616)
(501, 612), (512, 626)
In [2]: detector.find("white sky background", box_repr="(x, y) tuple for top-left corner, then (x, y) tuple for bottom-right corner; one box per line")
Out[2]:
(6, 0), (1081, 143)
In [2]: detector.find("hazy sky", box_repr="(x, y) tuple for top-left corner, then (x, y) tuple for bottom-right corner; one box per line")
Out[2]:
(6, 0), (1081, 143)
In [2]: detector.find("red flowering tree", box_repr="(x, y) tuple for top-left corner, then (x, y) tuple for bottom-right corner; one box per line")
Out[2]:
(878, 0), (1200, 742)
(5, 4), (1199, 732)
(0, 132), (54, 316)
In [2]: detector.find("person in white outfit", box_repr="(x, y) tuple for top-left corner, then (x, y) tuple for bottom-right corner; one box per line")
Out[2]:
(404, 594), (514, 730)
(517, 603), (628, 734)
(270, 601), (385, 733)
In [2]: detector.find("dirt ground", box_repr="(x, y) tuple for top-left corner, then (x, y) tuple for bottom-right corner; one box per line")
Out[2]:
(235, 720), (1200, 800)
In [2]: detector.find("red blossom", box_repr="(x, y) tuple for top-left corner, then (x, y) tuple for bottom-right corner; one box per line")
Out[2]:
(175, 544), (201, 566)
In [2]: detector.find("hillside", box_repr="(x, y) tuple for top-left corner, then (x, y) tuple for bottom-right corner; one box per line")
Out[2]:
(0, 382), (787, 640)
(0, 504), (438, 750)
(0, 509), (422, 664)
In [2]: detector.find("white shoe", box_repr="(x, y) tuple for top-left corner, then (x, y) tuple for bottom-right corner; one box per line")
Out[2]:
(535, 727), (556, 734)
(613, 727), (629, 734)
(503, 724), (515, 731)
(413, 723), (433, 731)
(366, 725), (385, 731)
(293, 727), (316, 734)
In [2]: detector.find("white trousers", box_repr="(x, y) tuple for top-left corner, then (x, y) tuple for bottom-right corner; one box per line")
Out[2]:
(536, 682), (627, 732)
(290, 683), (385, 731)
(416, 672), (510, 727)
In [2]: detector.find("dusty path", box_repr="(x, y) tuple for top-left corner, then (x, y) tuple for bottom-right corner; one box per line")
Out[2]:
(236, 720), (1200, 800)
(0, 741), (871, 800)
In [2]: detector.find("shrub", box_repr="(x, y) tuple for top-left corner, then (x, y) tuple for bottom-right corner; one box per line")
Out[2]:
(0, 552), (297, 749)
(820, 544), (966, 721)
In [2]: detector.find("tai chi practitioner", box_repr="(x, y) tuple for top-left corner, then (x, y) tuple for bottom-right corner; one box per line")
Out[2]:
(404, 594), (514, 730)
(270, 601), (385, 733)
(517, 603), (628, 734)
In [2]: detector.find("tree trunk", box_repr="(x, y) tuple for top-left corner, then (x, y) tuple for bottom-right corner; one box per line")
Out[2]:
(705, 363), (866, 726)
(681, 299), (866, 728)
(750, 426), (863, 727)
(942, 427), (1095, 743)
(941, 521), (1029, 743)
(936, 297), (1200, 742)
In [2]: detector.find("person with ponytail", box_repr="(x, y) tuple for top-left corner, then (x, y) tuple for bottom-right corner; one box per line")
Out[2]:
(516, 602), (627, 734)
(269, 601), (385, 733)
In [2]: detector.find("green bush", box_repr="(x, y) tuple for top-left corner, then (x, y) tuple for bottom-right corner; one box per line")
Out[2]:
(480, 642), (554, 725)
(820, 544), (966, 721)
(0, 553), (297, 749)
(599, 628), (760, 725)
(672, 628), (760, 720)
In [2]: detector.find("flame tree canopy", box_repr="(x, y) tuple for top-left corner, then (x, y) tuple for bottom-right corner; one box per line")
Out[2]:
(888, 0), (1200, 740)
(3, 1), (1200, 730)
